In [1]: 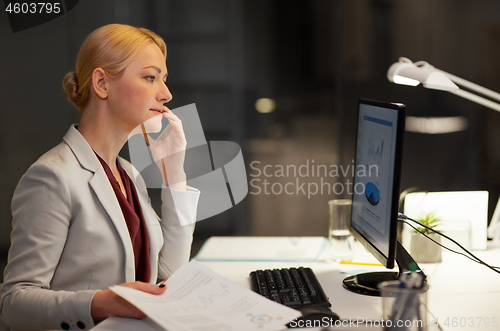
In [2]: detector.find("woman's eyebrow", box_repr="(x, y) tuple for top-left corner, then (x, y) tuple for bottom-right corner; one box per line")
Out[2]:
(143, 65), (168, 78)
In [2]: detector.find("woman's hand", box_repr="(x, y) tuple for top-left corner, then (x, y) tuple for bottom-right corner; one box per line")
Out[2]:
(91, 281), (166, 321)
(147, 107), (187, 191)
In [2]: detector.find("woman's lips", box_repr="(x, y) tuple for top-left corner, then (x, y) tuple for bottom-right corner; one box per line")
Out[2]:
(150, 109), (163, 114)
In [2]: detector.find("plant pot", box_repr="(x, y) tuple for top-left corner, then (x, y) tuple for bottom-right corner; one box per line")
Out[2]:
(410, 233), (442, 263)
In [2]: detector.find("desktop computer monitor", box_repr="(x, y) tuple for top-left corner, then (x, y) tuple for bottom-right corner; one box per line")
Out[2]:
(343, 99), (424, 296)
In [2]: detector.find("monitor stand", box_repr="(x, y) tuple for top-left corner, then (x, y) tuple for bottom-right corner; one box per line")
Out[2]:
(342, 241), (426, 296)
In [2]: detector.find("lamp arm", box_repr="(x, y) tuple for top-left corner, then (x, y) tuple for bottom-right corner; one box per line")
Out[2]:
(438, 70), (500, 103)
(389, 58), (500, 112)
(451, 89), (500, 113)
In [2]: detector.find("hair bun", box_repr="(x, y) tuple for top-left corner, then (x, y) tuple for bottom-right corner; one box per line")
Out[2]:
(62, 71), (82, 110)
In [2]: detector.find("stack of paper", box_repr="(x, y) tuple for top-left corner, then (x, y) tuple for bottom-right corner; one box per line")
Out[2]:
(93, 260), (301, 331)
(194, 236), (327, 261)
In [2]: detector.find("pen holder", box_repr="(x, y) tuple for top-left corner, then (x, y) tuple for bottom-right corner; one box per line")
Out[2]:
(378, 280), (429, 331)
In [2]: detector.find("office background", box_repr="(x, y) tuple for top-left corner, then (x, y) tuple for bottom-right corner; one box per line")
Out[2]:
(1, 0), (500, 267)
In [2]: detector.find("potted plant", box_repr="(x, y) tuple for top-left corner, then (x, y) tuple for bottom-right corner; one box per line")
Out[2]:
(410, 212), (442, 263)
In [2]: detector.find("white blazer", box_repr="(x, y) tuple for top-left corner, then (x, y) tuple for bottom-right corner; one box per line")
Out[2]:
(0, 125), (199, 331)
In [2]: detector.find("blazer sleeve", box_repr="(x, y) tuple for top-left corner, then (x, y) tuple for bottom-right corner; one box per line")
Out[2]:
(0, 163), (97, 330)
(157, 185), (200, 279)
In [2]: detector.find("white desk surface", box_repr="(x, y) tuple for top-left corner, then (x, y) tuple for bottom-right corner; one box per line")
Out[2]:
(197, 238), (500, 331)
(94, 238), (500, 331)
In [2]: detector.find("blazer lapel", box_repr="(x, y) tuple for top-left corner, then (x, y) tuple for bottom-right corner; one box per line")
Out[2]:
(89, 169), (136, 282)
(63, 124), (136, 282)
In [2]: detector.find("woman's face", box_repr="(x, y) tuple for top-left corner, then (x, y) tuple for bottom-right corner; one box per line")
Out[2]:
(106, 43), (171, 133)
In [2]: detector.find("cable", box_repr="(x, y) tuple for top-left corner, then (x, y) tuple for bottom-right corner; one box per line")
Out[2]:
(398, 213), (500, 275)
(400, 214), (500, 273)
(401, 220), (500, 269)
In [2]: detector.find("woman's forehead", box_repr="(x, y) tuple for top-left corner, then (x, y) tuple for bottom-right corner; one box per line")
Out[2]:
(128, 43), (167, 72)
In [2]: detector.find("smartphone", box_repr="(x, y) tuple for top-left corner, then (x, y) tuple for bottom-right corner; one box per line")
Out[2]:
(141, 116), (170, 145)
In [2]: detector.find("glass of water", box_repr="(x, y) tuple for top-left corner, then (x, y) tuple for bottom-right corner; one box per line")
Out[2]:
(328, 199), (353, 261)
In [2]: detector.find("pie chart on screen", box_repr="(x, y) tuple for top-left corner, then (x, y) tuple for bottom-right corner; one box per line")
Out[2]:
(365, 182), (380, 206)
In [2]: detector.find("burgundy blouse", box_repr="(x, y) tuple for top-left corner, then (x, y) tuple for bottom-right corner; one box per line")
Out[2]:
(95, 153), (151, 282)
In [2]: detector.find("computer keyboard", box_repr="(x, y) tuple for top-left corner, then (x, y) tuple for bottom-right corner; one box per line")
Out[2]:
(249, 267), (331, 309)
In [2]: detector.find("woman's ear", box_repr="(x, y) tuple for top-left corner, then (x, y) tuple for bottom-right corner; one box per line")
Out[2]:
(91, 68), (109, 99)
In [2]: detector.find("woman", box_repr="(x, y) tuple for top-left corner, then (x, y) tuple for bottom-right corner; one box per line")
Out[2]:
(0, 24), (199, 330)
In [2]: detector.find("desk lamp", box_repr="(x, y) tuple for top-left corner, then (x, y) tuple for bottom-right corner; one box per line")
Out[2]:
(387, 57), (500, 112)
(388, 57), (500, 240)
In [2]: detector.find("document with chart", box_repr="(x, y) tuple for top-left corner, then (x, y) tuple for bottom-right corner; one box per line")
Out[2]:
(109, 260), (301, 331)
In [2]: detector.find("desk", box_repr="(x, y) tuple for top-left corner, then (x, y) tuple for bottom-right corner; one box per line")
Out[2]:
(197, 238), (500, 330)
(94, 238), (500, 331)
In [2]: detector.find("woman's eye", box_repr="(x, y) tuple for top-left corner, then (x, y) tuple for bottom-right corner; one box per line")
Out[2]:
(146, 76), (155, 82)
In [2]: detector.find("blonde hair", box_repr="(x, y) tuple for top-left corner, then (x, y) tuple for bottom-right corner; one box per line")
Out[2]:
(63, 24), (166, 111)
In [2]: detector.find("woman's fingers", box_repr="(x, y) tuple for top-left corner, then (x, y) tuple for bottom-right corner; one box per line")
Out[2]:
(90, 281), (167, 321)
(162, 108), (183, 129)
(122, 281), (167, 294)
(91, 288), (145, 321)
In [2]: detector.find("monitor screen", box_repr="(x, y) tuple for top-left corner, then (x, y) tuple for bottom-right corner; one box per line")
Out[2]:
(342, 99), (411, 296)
(350, 99), (405, 269)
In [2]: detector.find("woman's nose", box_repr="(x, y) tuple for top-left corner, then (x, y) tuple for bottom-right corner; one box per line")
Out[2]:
(159, 83), (172, 104)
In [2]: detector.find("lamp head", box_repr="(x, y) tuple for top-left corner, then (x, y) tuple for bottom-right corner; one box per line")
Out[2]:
(388, 57), (459, 91)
